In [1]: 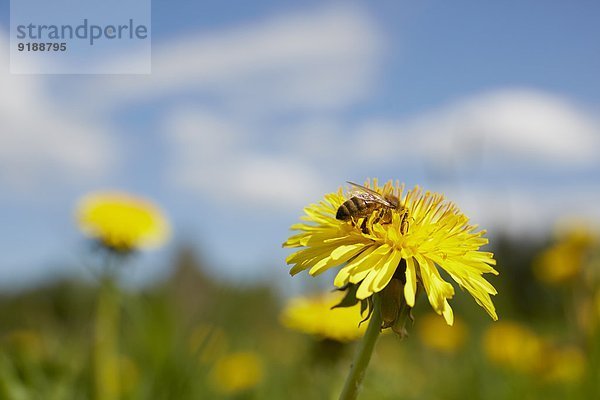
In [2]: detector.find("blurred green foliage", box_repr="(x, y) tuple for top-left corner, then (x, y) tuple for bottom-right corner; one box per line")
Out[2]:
(0, 237), (599, 400)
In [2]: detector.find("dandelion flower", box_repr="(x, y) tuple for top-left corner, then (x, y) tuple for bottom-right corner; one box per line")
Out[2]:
(416, 313), (467, 353)
(533, 222), (597, 284)
(211, 352), (264, 395)
(484, 322), (586, 382)
(543, 346), (586, 383)
(283, 180), (498, 326)
(280, 292), (366, 342)
(482, 321), (543, 374)
(76, 191), (170, 253)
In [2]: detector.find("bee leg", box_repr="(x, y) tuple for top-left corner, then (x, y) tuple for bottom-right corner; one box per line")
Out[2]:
(399, 210), (411, 235)
(349, 217), (367, 233)
(371, 214), (380, 226)
(400, 220), (409, 235)
(360, 218), (370, 234)
(380, 209), (393, 224)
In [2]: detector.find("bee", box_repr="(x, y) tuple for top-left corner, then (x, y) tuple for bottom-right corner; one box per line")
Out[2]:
(336, 181), (409, 234)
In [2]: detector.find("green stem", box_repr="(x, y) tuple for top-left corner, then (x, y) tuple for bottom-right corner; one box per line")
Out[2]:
(93, 275), (120, 400)
(338, 295), (383, 400)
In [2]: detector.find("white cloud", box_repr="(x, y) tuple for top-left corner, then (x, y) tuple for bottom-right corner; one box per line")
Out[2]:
(235, 155), (326, 207)
(462, 90), (598, 163)
(0, 33), (118, 191)
(341, 89), (600, 233)
(162, 88), (600, 215)
(150, 6), (383, 208)
(167, 108), (240, 163)
(162, 107), (326, 209)
(351, 89), (600, 168)
(442, 184), (600, 237)
(82, 5), (383, 113)
(277, 118), (347, 162)
(0, 5), (382, 204)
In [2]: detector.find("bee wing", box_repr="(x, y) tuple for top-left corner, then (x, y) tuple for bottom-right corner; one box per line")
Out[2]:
(346, 181), (394, 207)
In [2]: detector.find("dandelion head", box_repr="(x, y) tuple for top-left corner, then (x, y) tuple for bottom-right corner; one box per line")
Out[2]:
(416, 313), (467, 353)
(543, 345), (586, 384)
(533, 222), (598, 285)
(283, 179), (498, 327)
(211, 352), (264, 395)
(280, 292), (366, 343)
(482, 321), (544, 374)
(76, 191), (170, 253)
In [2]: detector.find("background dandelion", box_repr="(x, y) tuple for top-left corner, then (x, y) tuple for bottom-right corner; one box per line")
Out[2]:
(280, 292), (366, 343)
(76, 191), (169, 400)
(76, 191), (170, 254)
(210, 352), (264, 395)
(416, 313), (467, 354)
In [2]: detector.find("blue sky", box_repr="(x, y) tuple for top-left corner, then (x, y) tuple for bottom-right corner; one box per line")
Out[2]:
(1, 1), (599, 288)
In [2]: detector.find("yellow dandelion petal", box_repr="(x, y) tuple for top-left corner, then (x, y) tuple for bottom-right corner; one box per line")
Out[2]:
(404, 257), (418, 307)
(372, 249), (403, 293)
(442, 300), (454, 326)
(333, 246), (377, 287)
(414, 254), (455, 322)
(352, 245), (391, 287)
(283, 180), (499, 324)
(309, 243), (369, 276)
(356, 247), (395, 299)
(76, 191), (170, 253)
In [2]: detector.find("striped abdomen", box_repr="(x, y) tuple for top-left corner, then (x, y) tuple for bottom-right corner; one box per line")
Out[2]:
(336, 197), (380, 221)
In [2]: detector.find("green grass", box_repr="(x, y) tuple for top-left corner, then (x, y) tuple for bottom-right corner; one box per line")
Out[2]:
(0, 238), (598, 400)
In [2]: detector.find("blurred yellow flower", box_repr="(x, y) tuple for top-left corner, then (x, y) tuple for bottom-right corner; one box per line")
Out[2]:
(533, 243), (583, 284)
(416, 313), (467, 353)
(283, 179), (498, 325)
(533, 223), (597, 284)
(211, 351), (264, 395)
(76, 191), (170, 252)
(543, 345), (586, 384)
(280, 292), (366, 342)
(482, 321), (544, 374)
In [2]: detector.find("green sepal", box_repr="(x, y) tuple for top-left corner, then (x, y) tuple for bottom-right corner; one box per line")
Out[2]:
(331, 283), (360, 309)
(331, 283), (373, 326)
(391, 300), (414, 339)
(380, 277), (414, 339)
(359, 297), (373, 326)
(381, 279), (401, 326)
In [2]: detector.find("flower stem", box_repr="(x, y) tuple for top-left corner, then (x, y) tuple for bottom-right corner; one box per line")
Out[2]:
(93, 274), (120, 400)
(338, 295), (383, 400)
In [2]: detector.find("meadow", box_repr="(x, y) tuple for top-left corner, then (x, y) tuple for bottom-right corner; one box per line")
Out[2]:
(0, 228), (598, 400)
